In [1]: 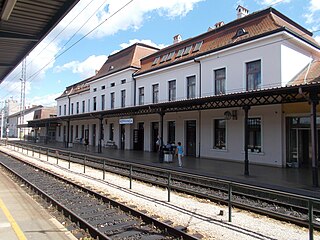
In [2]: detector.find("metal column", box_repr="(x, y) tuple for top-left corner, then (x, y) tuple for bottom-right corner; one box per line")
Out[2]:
(66, 120), (70, 148)
(243, 105), (250, 176)
(98, 117), (103, 153)
(310, 92), (319, 187)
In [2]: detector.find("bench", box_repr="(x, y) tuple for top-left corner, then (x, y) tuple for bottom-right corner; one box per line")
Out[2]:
(105, 140), (117, 149)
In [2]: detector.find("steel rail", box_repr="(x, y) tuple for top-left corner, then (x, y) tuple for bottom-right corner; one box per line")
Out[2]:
(5, 141), (320, 236)
(0, 149), (199, 240)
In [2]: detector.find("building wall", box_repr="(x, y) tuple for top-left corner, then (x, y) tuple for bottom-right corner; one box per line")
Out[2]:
(281, 41), (313, 86)
(135, 62), (199, 104)
(53, 27), (319, 168)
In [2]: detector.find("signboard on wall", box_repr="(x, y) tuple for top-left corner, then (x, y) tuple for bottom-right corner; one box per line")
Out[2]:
(119, 118), (133, 125)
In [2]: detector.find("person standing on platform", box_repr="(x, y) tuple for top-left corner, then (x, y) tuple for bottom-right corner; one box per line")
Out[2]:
(84, 138), (89, 151)
(175, 142), (184, 167)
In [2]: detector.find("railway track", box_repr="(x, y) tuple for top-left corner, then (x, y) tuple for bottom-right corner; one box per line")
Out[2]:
(5, 142), (320, 231)
(0, 153), (199, 240)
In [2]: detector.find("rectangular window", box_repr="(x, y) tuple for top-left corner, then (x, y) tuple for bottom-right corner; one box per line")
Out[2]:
(121, 79), (126, 84)
(64, 104), (66, 115)
(167, 51), (175, 61)
(214, 119), (226, 149)
(82, 100), (85, 113)
(193, 41), (203, 52)
(101, 94), (105, 110)
(93, 97), (97, 111)
(248, 117), (261, 152)
(139, 87), (144, 105)
(110, 92), (115, 109)
(152, 84), (159, 104)
(70, 125), (74, 142)
(246, 60), (261, 91)
(160, 54), (168, 63)
(71, 103), (74, 115)
(88, 99), (90, 112)
(183, 46), (192, 55)
(58, 125), (61, 137)
(109, 123), (114, 141)
(81, 125), (84, 139)
(75, 125), (79, 138)
(187, 75), (196, 99)
(101, 85), (105, 90)
(152, 57), (160, 65)
(59, 106), (61, 116)
(176, 49), (184, 58)
(168, 80), (176, 101)
(110, 82), (115, 87)
(121, 90), (126, 108)
(93, 88), (97, 92)
(168, 121), (175, 144)
(215, 68), (226, 95)
(76, 102), (79, 114)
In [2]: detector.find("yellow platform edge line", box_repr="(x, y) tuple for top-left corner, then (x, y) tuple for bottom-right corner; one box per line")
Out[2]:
(0, 197), (27, 240)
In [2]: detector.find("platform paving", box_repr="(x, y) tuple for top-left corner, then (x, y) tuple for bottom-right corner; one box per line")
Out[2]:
(9, 140), (320, 198)
(0, 160), (77, 240)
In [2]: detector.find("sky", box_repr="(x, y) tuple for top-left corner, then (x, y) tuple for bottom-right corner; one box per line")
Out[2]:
(0, 0), (319, 108)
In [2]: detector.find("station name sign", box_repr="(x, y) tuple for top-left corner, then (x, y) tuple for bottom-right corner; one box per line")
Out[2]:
(119, 118), (133, 125)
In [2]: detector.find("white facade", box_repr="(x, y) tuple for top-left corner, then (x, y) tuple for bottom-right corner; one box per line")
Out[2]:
(53, 7), (320, 168)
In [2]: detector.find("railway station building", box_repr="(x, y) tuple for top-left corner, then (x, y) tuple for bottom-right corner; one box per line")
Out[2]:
(30, 6), (320, 177)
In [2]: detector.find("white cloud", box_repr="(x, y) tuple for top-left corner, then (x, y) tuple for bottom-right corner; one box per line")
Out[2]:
(305, 0), (320, 24)
(1, 0), (203, 102)
(110, 39), (167, 55)
(256, 0), (291, 6)
(54, 55), (107, 78)
(27, 93), (61, 107)
(309, 0), (320, 11)
(56, 0), (204, 39)
(315, 35), (320, 44)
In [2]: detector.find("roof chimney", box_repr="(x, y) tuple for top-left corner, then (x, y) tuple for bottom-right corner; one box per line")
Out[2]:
(236, 5), (249, 19)
(173, 34), (182, 44)
(214, 21), (224, 28)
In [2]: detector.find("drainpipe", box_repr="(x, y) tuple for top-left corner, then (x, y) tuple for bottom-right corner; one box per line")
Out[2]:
(132, 73), (136, 106)
(194, 59), (202, 157)
(67, 95), (71, 148)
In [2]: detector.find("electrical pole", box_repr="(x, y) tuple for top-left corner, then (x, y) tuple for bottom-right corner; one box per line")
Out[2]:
(20, 58), (26, 140)
(0, 109), (3, 140)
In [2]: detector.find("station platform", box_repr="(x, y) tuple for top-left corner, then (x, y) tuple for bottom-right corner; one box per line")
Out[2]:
(0, 161), (76, 240)
(6, 140), (320, 198)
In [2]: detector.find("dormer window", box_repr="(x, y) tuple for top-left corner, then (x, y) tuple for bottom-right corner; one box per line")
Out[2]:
(109, 65), (114, 71)
(183, 46), (192, 55)
(167, 51), (175, 61)
(152, 57), (160, 65)
(160, 54), (168, 63)
(176, 49), (184, 58)
(234, 28), (248, 38)
(193, 41), (203, 52)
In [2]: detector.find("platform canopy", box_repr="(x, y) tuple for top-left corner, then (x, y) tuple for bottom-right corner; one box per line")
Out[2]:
(0, 0), (80, 83)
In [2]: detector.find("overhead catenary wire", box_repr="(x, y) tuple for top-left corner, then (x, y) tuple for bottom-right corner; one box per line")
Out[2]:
(0, 0), (97, 93)
(0, 0), (134, 102)
(0, 1), (319, 104)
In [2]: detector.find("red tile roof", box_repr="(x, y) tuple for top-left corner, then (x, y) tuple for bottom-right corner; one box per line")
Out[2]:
(56, 43), (158, 100)
(136, 7), (319, 76)
(288, 60), (320, 86)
